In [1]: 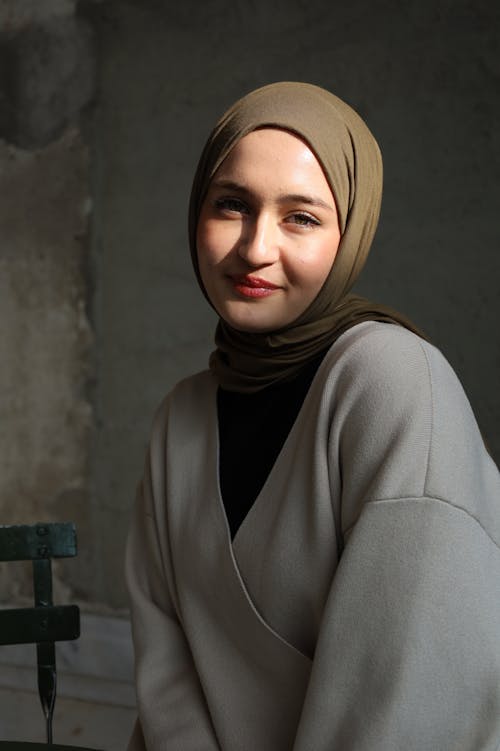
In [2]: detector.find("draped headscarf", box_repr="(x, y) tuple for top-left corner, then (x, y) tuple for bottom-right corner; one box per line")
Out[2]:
(189, 81), (424, 392)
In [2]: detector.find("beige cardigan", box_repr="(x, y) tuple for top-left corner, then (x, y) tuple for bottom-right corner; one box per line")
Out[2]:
(126, 322), (500, 751)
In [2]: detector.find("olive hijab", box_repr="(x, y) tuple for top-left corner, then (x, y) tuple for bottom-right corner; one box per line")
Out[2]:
(189, 81), (424, 392)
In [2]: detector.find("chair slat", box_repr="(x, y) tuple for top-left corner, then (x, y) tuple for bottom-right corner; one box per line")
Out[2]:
(0, 605), (80, 645)
(33, 559), (53, 607)
(0, 523), (77, 561)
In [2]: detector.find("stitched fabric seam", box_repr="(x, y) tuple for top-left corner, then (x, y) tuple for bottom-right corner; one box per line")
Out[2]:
(343, 495), (500, 551)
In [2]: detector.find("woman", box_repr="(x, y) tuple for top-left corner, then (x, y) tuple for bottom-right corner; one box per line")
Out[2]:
(126, 82), (500, 750)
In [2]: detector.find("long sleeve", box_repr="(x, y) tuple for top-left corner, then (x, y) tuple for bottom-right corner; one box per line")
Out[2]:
(293, 499), (500, 750)
(292, 325), (500, 751)
(125, 401), (220, 751)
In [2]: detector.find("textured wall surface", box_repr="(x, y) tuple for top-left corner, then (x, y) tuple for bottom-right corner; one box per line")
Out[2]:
(0, 0), (98, 607)
(1, 0), (499, 614)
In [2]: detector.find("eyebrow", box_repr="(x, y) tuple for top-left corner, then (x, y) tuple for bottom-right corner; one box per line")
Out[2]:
(210, 179), (335, 212)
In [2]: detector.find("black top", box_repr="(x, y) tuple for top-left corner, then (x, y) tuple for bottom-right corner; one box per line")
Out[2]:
(217, 349), (329, 539)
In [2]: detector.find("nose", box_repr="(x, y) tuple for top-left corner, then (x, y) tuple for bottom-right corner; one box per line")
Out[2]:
(237, 213), (280, 267)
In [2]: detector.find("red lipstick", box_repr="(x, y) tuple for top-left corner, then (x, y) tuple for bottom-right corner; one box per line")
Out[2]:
(230, 274), (280, 298)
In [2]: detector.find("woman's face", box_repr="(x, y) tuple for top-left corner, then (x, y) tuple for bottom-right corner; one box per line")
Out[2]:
(196, 128), (341, 333)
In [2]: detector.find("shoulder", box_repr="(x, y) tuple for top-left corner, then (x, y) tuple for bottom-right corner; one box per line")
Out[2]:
(327, 320), (447, 392)
(322, 322), (499, 542)
(330, 320), (486, 436)
(323, 320), (474, 424)
(321, 321), (435, 422)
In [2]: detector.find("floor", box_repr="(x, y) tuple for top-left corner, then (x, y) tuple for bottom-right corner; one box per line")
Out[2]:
(0, 687), (136, 751)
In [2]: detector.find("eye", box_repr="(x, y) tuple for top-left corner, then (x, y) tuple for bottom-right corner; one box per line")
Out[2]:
(287, 212), (321, 228)
(214, 197), (249, 215)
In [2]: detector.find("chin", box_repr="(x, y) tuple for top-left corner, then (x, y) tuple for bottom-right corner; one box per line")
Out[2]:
(223, 319), (273, 334)
(215, 297), (300, 334)
(220, 313), (281, 334)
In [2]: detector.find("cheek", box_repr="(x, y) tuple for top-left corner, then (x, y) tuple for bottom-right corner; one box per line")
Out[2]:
(315, 230), (341, 282)
(201, 230), (246, 290)
(196, 219), (214, 295)
(290, 235), (340, 290)
(196, 218), (231, 268)
(196, 216), (210, 264)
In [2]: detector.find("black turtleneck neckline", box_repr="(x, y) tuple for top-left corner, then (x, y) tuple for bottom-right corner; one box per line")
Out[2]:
(216, 348), (329, 539)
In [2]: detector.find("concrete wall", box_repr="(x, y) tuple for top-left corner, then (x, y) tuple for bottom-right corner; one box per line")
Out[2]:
(1, 0), (499, 621)
(0, 1), (137, 722)
(0, 0), (98, 607)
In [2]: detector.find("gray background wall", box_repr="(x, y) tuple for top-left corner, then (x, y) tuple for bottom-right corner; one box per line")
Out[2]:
(1, 0), (499, 617)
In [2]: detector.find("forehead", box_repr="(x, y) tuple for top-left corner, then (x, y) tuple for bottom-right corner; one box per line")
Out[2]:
(219, 127), (314, 167)
(212, 128), (333, 197)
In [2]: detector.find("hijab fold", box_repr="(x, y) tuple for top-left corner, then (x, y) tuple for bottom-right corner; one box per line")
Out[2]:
(188, 82), (425, 392)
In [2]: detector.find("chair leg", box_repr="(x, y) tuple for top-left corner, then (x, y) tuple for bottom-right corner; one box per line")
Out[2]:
(37, 642), (56, 744)
(33, 558), (57, 742)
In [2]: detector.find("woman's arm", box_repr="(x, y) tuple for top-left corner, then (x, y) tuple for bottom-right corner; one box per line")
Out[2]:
(293, 328), (500, 751)
(126, 410), (221, 751)
(292, 497), (500, 750)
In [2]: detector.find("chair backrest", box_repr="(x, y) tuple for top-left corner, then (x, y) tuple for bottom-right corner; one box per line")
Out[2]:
(0, 523), (80, 745)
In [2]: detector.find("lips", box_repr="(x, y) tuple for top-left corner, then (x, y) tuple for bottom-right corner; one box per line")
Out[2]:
(230, 275), (280, 290)
(230, 274), (280, 299)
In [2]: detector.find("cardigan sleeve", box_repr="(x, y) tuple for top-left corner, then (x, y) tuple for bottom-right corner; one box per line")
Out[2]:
(292, 327), (500, 751)
(292, 497), (500, 751)
(125, 415), (221, 751)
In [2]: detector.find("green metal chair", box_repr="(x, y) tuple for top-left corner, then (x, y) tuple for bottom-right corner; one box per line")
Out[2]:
(0, 523), (98, 750)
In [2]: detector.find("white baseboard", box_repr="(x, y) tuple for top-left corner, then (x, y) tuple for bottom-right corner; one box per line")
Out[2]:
(0, 613), (136, 708)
